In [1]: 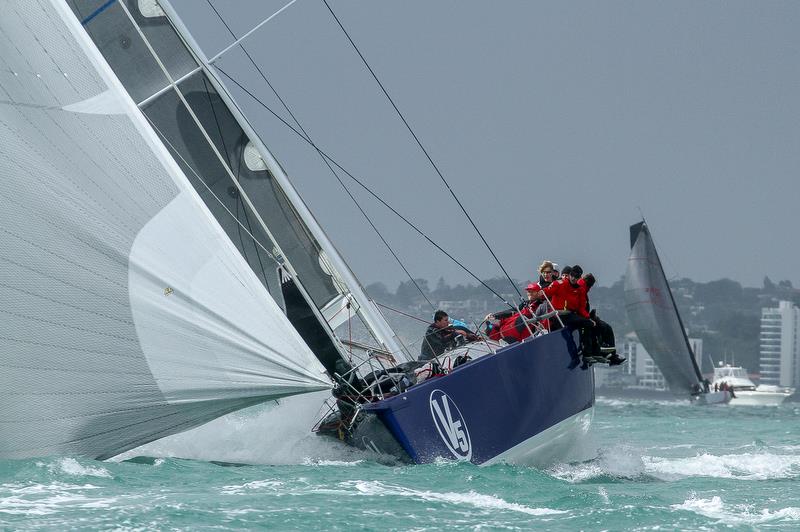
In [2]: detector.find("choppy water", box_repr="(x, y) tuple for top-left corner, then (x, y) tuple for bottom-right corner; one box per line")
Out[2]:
(2, 393), (800, 530)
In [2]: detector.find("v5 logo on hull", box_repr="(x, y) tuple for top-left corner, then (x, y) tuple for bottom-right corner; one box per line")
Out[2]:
(429, 389), (472, 461)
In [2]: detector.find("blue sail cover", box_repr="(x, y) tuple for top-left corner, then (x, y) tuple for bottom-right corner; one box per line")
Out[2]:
(624, 223), (704, 395)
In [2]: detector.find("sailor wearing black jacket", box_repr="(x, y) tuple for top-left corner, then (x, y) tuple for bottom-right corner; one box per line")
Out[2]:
(420, 310), (474, 361)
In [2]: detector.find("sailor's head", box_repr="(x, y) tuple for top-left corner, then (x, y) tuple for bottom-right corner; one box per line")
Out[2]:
(526, 282), (542, 300)
(569, 265), (583, 284)
(561, 265), (573, 280)
(433, 310), (449, 328)
(538, 260), (555, 280)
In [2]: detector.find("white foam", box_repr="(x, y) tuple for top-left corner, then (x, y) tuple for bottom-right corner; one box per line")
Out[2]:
(220, 479), (284, 495)
(547, 447), (800, 483)
(344, 480), (566, 516)
(302, 458), (364, 467)
(50, 458), (112, 478)
(547, 462), (607, 483)
(648, 444), (696, 451)
(1, 482), (99, 495)
(0, 486), (117, 516)
(595, 397), (684, 407)
(643, 452), (800, 480)
(547, 446), (647, 482)
(673, 495), (800, 525)
(113, 392), (377, 465)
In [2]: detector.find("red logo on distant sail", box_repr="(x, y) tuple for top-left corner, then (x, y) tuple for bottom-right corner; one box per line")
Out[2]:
(645, 287), (664, 304)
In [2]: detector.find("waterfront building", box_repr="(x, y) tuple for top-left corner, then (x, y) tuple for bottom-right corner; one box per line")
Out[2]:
(759, 301), (800, 387)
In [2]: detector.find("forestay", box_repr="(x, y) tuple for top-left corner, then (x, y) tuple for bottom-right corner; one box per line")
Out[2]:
(624, 222), (704, 395)
(0, 0), (329, 460)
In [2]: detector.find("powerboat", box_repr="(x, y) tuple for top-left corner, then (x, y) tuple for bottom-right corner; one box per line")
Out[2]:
(712, 364), (793, 406)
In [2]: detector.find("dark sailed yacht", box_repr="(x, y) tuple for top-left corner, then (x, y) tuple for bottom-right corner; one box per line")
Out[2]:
(625, 222), (730, 405)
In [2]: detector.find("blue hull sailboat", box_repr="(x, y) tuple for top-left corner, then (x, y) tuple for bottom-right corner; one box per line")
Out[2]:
(0, 0), (594, 466)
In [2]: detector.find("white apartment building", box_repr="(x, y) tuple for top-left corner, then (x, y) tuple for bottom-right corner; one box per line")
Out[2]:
(759, 300), (800, 387)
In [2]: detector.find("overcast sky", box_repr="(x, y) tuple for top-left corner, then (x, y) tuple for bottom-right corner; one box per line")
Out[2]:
(172, 0), (800, 291)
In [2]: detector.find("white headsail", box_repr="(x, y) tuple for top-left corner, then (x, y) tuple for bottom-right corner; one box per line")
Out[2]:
(0, 0), (329, 459)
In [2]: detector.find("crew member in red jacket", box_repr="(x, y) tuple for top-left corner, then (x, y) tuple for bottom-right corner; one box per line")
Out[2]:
(541, 265), (598, 360)
(484, 283), (544, 343)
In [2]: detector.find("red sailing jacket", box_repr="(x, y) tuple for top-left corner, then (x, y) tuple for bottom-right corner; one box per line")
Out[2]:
(486, 302), (539, 342)
(543, 279), (590, 318)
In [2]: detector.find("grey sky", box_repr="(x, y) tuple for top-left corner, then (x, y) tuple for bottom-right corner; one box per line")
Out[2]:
(172, 0), (800, 291)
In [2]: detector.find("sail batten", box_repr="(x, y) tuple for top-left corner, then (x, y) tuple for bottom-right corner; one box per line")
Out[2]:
(624, 222), (704, 395)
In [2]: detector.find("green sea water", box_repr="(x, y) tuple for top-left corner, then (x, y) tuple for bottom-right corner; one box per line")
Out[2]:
(2, 395), (799, 531)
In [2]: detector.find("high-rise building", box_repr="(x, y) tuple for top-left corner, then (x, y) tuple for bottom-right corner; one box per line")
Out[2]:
(759, 301), (800, 387)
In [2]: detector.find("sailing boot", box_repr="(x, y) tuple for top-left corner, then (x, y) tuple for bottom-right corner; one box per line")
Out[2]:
(607, 353), (626, 366)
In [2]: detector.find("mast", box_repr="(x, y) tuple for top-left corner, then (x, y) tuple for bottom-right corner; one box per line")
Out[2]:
(158, 0), (409, 361)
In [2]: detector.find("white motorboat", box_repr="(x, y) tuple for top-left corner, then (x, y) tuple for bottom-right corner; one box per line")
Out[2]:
(712, 365), (793, 406)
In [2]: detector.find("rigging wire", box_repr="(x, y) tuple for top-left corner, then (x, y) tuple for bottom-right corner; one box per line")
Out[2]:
(201, 76), (271, 293)
(320, 0), (522, 301)
(204, 0), (435, 313)
(213, 65), (517, 310)
(374, 302), (430, 325)
(143, 115), (280, 268)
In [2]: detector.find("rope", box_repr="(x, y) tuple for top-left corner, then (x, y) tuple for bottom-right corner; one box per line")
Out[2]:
(374, 301), (430, 324)
(204, 0), (434, 312)
(200, 76), (271, 292)
(213, 66), (517, 311)
(320, 0), (522, 302)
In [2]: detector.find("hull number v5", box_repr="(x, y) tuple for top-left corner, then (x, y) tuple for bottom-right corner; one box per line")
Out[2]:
(429, 390), (472, 460)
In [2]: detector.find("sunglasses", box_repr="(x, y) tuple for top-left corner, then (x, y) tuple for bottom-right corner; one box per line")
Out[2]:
(542, 270), (553, 274)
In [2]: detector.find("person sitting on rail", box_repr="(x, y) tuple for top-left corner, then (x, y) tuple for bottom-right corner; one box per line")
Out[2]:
(540, 265), (599, 360)
(580, 273), (624, 366)
(420, 310), (478, 361)
(483, 283), (548, 343)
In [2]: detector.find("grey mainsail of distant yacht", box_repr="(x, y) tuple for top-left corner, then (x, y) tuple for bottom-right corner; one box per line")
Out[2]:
(624, 222), (729, 404)
(1, 0), (594, 464)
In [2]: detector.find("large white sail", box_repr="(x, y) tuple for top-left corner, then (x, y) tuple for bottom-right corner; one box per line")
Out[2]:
(0, 0), (329, 460)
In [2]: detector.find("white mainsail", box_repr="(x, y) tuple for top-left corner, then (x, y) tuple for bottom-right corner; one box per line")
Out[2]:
(0, 0), (330, 459)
